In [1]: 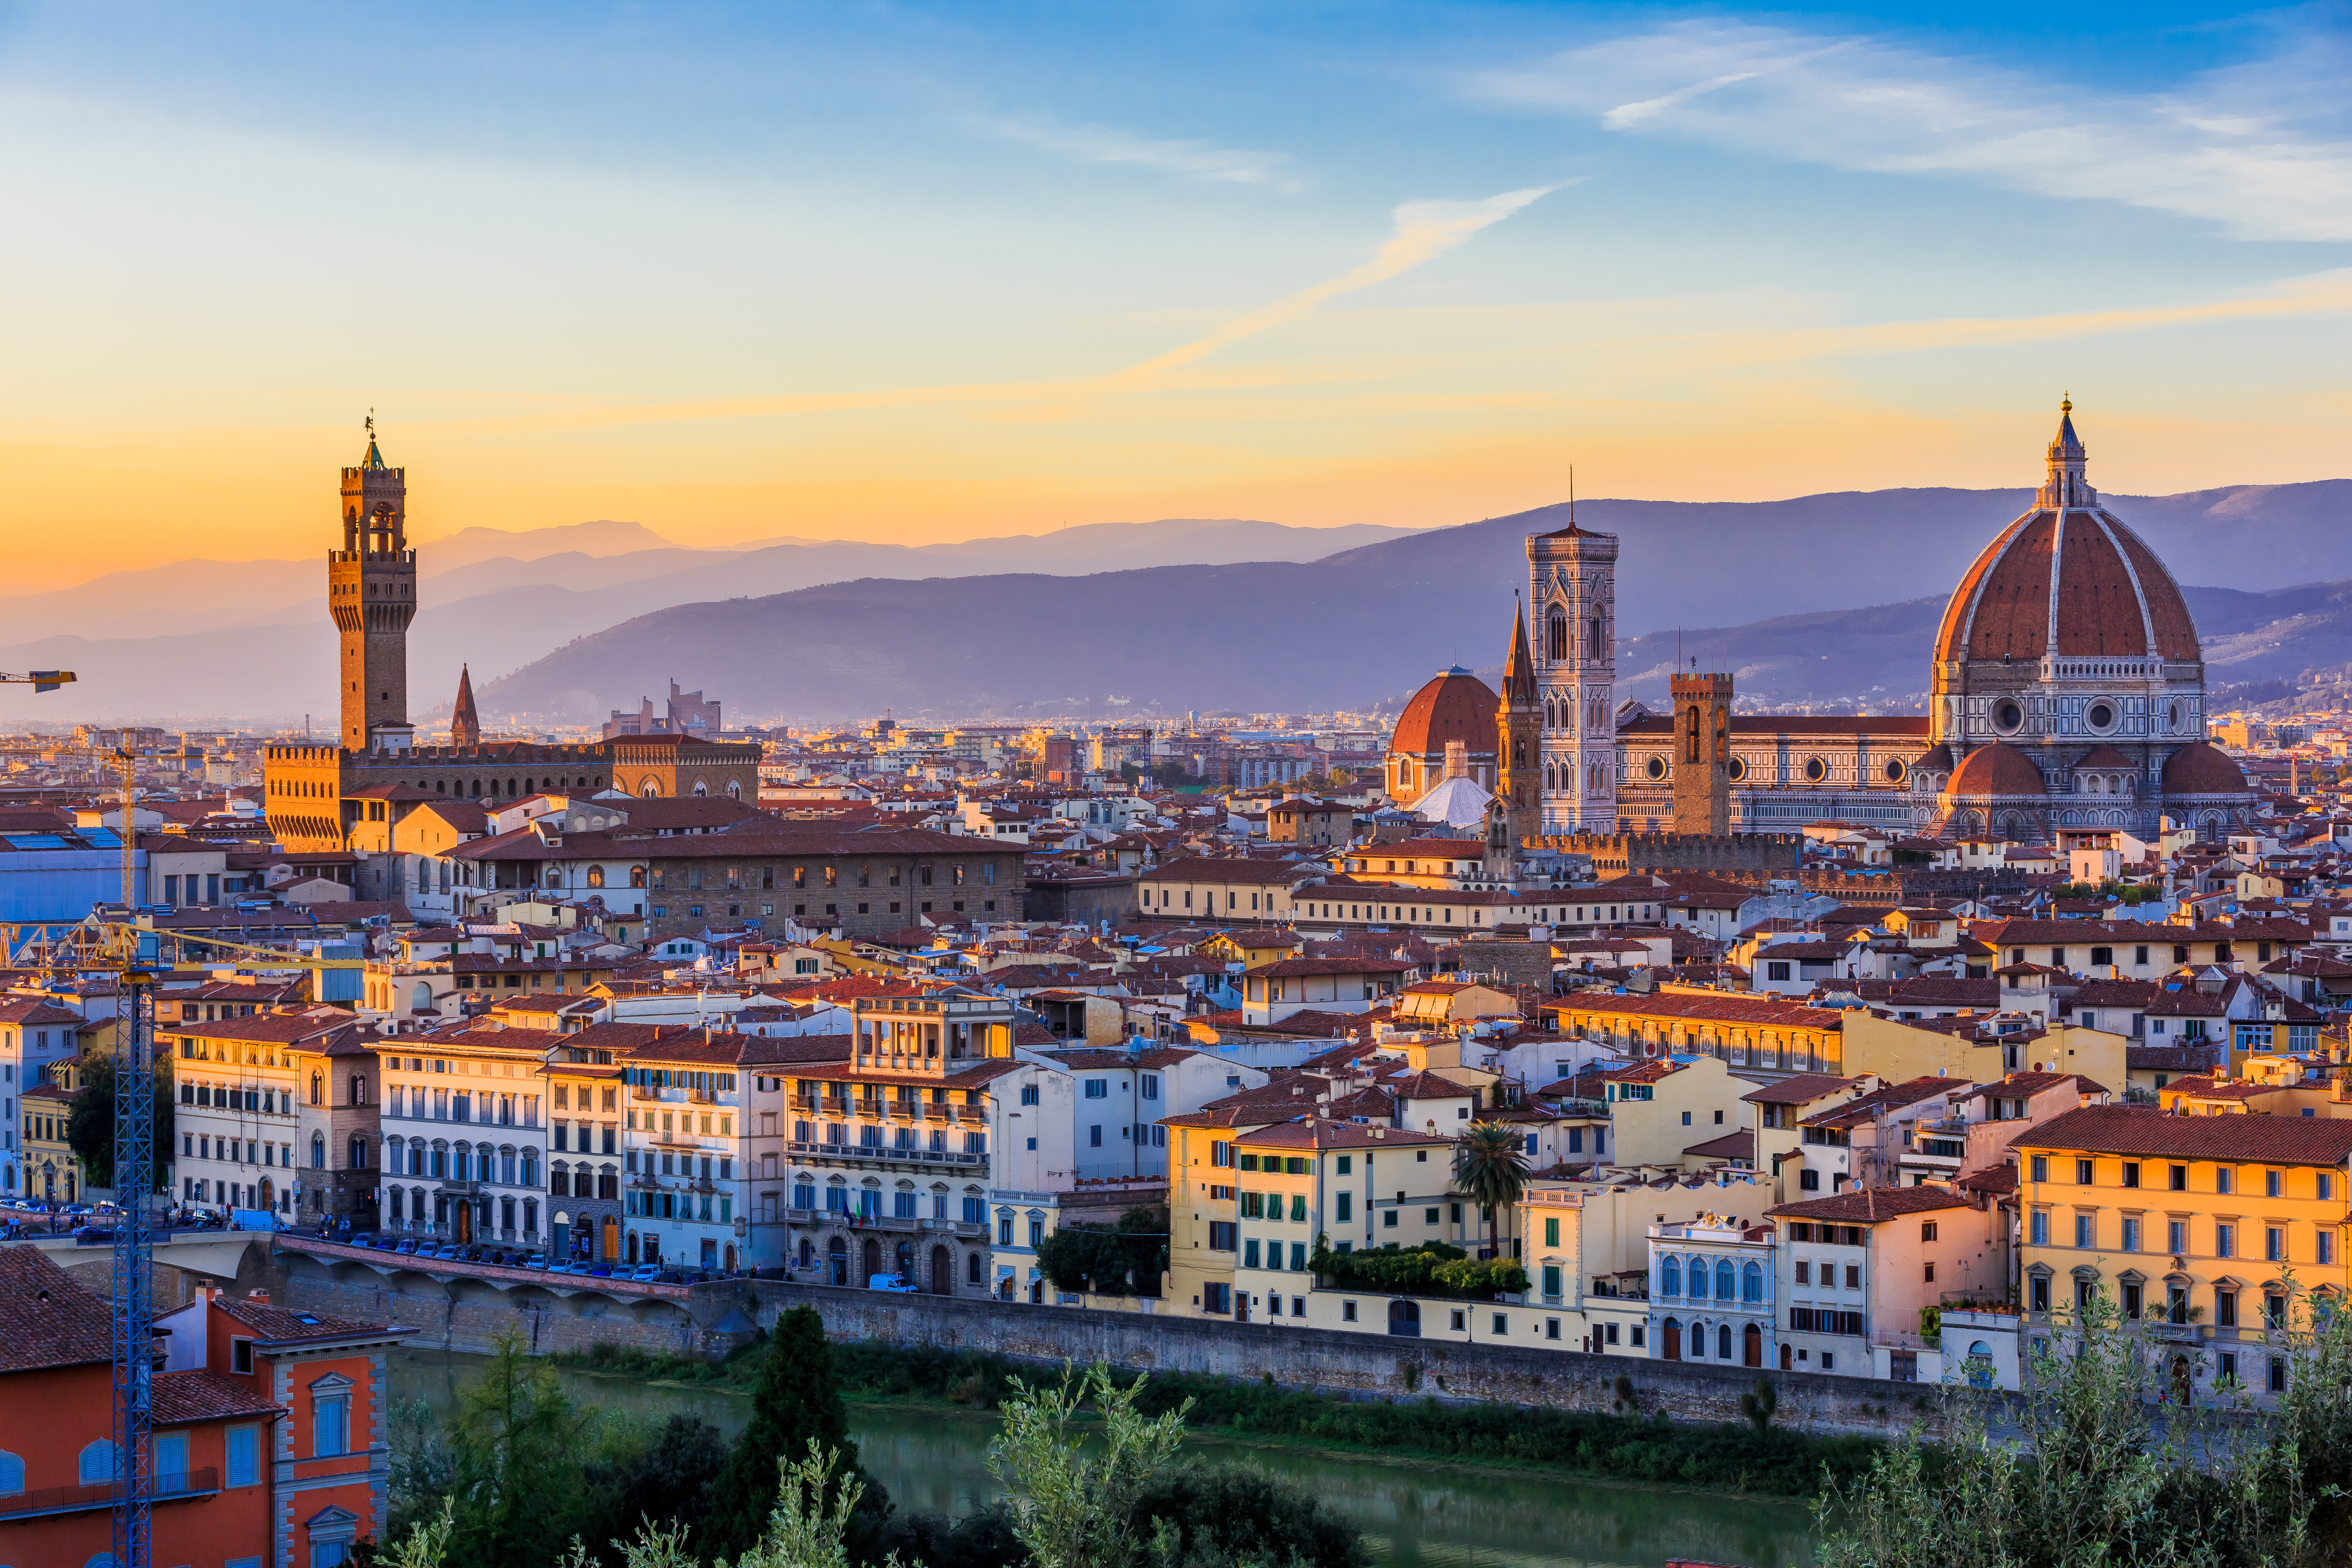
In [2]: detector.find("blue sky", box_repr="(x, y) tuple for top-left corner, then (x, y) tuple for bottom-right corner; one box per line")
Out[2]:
(2, 0), (2346, 584)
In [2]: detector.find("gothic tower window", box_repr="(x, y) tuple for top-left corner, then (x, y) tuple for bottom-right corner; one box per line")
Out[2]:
(1547, 607), (1568, 662)
(1685, 707), (1703, 765)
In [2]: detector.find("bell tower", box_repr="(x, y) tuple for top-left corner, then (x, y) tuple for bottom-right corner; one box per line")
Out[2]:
(1670, 667), (1734, 835)
(1528, 506), (1618, 832)
(329, 419), (416, 753)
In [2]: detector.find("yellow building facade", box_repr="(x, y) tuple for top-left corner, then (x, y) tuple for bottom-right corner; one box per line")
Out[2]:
(2013, 1105), (2352, 1402)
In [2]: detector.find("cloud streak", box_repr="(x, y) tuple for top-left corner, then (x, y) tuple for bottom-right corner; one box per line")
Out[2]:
(973, 113), (1304, 190)
(1113, 186), (1562, 383)
(1472, 20), (2352, 242)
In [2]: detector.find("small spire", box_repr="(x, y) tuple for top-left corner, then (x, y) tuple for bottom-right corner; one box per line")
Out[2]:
(1502, 601), (1537, 703)
(362, 407), (388, 470)
(450, 664), (481, 747)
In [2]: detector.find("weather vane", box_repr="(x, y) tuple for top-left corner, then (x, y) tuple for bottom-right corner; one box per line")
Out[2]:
(366, 408), (375, 438)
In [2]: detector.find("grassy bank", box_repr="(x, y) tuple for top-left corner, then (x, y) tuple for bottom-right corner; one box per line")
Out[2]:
(553, 1339), (1881, 1498)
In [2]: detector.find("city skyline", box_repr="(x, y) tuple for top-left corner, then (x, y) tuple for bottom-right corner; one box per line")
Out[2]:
(4, 0), (2349, 590)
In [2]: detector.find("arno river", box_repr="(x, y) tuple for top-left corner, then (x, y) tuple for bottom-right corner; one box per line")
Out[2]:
(392, 1350), (1816, 1568)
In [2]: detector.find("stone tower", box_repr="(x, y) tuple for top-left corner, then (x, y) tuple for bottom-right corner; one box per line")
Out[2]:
(330, 425), (416, 753)
(1528, 515), (1618, 831)
(450, 663), (481, 747)
(1670, 668), (1734, 835)
(1492, 601), (1542, 872)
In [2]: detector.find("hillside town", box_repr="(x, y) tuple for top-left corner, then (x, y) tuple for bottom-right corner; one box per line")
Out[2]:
(9, 411), (2352, 1567)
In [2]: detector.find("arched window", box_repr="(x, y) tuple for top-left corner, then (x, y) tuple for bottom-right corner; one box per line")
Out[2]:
(693, 781), (708, 797)
(1685, 706), (1702, 765)
(629, 866), (646, 888)
(587, 865), (605, 889)
(350, 1136), (368, 1169)
(1743, 1261), (1764, 1303)
(350, 1074), (366, 1105)
(0, 1447), (22, 1495)
(1588, 617), (1603, 658)
(967, 1250), (984, 1285)
(1688, 1256), (1708, 1299)
(1718, 1323), (1733, 1359)
(310, 1072), (323, 1106)
(641, 780), (661, 798)
(1546, 606), (1567, 662)
(311, 1133), (326, 1169)
(727, 781), (743, 801)
(1659, 1256), (1679, 1296)
(79, 1439), (119, 1486)
(1715, 1259), (1736, 1301)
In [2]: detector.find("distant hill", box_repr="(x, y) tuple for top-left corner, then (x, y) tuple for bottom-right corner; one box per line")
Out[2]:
(476, 485), (2352, 725)
(6, 482), (2345, 726)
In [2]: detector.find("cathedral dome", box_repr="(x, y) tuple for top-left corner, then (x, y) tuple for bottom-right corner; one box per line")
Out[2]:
(1933, 405), (2200, 667)
(2162, 742), (2248, 796)
(1948, 742), (2046, 797)
(1390, 667), (1499, 757)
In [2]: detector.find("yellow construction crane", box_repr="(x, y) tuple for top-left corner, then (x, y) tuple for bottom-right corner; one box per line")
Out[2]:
(0, 669), (75, 692)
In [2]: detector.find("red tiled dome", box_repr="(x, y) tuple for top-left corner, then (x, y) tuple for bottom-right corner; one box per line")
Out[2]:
(1947, 742), (2046, 797)
(2162, 742), (2248, 796)
(1390, 667), (1499, 757)
(1933, 508), (2201, 666)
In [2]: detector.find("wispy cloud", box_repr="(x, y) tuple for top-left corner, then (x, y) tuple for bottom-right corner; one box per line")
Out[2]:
(1113, 186), (1563, 383)
(973, 112), (1304, 191)
(1471, 20), (2352, 242)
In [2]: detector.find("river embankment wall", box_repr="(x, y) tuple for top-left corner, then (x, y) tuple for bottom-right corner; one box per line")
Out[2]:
(271, 1241), (1976, 1441)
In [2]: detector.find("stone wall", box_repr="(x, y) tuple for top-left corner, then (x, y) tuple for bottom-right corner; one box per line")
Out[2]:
(270, 1241), (1967, 1440)
(1450, 939), (1552, 992)
(1535, 833), (1803, 876)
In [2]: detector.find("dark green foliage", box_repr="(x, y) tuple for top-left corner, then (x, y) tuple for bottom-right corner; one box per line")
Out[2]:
(417, 1332), (599, 1567)
(707, 1306), (878, 1562)
(1740, 1379), (1777, 1437)
(1451, 1122), (1531, 1259)
(1307, 1239), (1528, 1298)
(1134, 1467), (1372, 1568)
(1034, 1207), (1168, 1298)
(872, 1501), (1030, 1568)
(66, 1053), (172, 1191)
(581, 1414), (729, 1550)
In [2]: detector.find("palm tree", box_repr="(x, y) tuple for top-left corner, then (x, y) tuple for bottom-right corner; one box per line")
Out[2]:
(1452, 1121), (1531, 1261)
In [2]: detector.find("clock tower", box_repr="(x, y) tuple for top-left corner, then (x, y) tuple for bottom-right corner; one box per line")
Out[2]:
(329, 423), (416, 753)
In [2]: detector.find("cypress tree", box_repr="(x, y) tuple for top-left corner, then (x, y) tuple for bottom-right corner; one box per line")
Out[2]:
(706, 1306), (867, 1560)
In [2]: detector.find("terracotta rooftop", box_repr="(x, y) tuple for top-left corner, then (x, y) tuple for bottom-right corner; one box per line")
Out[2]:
(1767, 1185), (1976, 1222)
(2015, 1104), (2352, 1165)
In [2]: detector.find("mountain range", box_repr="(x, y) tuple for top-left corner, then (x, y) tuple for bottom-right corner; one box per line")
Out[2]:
(3, 482), (2345, 727)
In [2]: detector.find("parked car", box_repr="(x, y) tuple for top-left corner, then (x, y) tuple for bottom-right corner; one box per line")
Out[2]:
(74, 1225), (117, 1244)
(393, 1238), (420, 1255)
(627, 1264), (665, 1283)
(350, 1234), (377, 1250)
(588, 1263), (617, 1278)
(866, 1273), (920, 1294)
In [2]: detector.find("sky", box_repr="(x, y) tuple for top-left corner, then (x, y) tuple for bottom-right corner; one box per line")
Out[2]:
(2, 0), (2349, 590)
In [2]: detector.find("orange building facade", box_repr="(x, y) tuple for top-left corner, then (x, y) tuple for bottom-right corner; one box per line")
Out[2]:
(0, 1247), (405, 1568)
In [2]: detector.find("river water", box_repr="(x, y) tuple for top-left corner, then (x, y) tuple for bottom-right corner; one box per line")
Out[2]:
(390, 1349), (1816, 1568)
